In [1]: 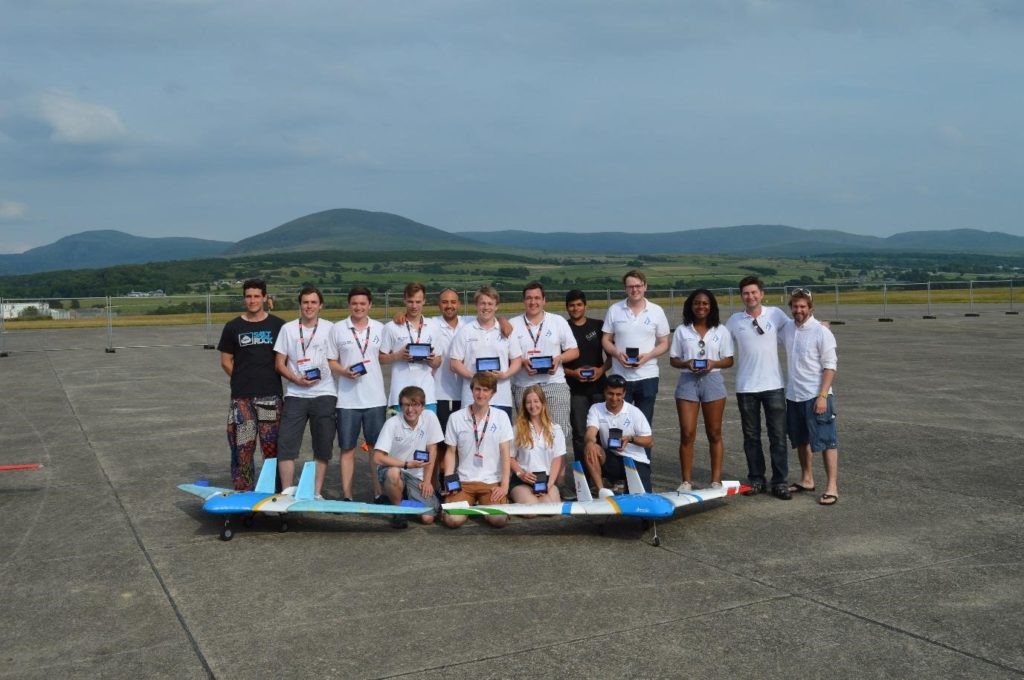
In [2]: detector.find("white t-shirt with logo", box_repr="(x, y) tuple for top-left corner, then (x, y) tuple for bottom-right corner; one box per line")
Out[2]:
(602, 299), (671, 381)
(326, 317), (386, 408)
(725, 306), (790, 393)
(510, 312), (578, 387)
(669, 323), (734, 372)
(449, 320), (523, 407)
(444, 406), (514, 484)
(382, 317), (439, 405)
(514, 423), (566, 473)
(586, 401), (652, 465)
(431, 315), (466, 402)
(273, 318), (337, 398)
(374, 410), (444, 481)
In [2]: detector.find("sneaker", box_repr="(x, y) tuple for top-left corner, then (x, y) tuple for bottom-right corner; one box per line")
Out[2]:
(710, 482), (723, 489)
(742, 482), (766, 496)
(390, 515), (408, 529)
(374, 494), (389, 505)
(313, 494), (324, 501)
(342, 497), (355, 503)
(612, 481), (626, 495)
(597, 488), (615, 499)
(676, 481), (693, 493)
(771, 485), (793, 500)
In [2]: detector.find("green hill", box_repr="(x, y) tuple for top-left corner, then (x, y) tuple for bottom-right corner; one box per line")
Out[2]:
(226, 208), (488, 255)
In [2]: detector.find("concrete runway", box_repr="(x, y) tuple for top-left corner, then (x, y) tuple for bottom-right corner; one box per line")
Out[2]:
(1, 306), (1022, 679)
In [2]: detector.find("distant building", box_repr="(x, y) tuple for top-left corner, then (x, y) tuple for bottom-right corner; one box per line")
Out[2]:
(124, 289), (165, 298)
(2, 301), (52, 320)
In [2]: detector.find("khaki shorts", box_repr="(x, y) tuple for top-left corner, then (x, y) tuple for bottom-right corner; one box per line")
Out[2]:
(446, 481), (507, 506)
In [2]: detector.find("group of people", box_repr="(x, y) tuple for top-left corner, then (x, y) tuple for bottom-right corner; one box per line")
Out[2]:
(216, 270), (840, 532)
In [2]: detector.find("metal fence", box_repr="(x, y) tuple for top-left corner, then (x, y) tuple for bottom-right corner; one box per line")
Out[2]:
(0, 279), (1020, 356)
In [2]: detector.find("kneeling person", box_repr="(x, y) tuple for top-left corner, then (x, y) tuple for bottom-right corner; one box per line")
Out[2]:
(373, 386), (443, 526)
(441, 372), (513, 528)
(583, 374), (655, 496)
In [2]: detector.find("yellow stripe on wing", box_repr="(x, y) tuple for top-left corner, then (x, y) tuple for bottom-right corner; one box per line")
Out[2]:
(604, 496), (622, 514)
(252, 495), (278, 512)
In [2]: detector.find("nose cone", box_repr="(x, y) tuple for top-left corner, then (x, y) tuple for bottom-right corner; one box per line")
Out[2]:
(203, 492), (269, 515)
(614, 494), (675, 519)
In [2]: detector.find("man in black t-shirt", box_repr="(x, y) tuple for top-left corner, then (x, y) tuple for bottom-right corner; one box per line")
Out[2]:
(217, 278), (286, 490)
(562, 290), (612, 465)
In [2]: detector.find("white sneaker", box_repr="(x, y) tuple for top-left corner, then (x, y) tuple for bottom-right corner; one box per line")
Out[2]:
(710, 482), (723, 489)
(314, 494), (324, 501)
(597, 488), (615, 499)
(677, 482), (693, 492)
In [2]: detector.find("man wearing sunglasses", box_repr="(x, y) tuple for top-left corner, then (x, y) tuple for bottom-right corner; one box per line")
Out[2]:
(725, 276), (792, 499)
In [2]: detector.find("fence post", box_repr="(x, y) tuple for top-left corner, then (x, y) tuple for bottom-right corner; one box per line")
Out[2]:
(878, 284), (893, 322)
(0, 296), (7, 357)
(1009, 279), (1019, 315)
(105, 295), (117, 353)
(965, 280), (980, 317)
(204, 293), (215, 349)
(830, 284), (845, 325)
(923, 281), (936, 319)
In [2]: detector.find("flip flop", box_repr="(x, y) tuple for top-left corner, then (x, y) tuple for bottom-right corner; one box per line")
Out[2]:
(818, 493), (838, 506)
(788, 483), (815, 493)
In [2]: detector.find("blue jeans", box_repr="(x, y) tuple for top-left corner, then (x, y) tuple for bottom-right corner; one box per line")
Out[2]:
(736, 389), (788, 487)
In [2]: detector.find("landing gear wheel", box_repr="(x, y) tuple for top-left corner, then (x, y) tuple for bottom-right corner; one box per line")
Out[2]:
(651, 535), (662, 547)
(220, 522), (234, 541)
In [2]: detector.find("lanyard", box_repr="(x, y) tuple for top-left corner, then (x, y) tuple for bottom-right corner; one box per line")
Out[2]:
(405, 319), (423, 344)
(350, 325), (371, 358)
(298, 322), (318, 357)
(471, 406), (491, 457)
(524, 314), (545, 349)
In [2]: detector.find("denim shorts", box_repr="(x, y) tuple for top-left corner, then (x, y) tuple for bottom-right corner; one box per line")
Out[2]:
(786, 396), (839, 451)
(376, 466), (439, 512)
(674, 371), (727, 403)
(336, 406), (387, 450)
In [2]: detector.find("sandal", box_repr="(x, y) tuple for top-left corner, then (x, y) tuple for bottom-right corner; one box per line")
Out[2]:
(788, 483), (815, 493)
(818, 493), (838, 506)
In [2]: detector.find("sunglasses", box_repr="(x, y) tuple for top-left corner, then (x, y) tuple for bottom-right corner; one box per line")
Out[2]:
(698, 339), (706, 357)
(791, 288), (813, 300)
(752, 318), (765, 335)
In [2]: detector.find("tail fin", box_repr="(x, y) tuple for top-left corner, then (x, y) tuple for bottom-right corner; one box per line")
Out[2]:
(623, 457), (646, 494)
(573, 461), (593, 502)
(254, 458), (278, 493)
(295, 461), (316, 501)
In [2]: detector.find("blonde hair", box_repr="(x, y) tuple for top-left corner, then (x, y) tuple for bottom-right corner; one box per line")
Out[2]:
(514, 385), (555, 449)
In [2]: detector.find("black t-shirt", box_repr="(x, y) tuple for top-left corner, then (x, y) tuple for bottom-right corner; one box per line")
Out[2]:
(217, 314), (286, 399)
(564, 317), (607, 396)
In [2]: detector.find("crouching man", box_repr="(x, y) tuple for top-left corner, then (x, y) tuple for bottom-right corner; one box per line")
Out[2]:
(583, 374), (655, 496)
(372, 386), (443, 527)
(441, 372), (513, 528)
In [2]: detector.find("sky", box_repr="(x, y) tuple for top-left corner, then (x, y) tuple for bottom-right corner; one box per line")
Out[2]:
(1, 0), (1023, 253)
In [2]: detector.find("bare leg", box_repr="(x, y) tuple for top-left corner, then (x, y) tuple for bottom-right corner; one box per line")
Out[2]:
(278, 459), (296, 490)
(339, 448), (355, 499)
(797, 443), (815, 488)
(584, 448), (607, 492)
(384, 467), (404, 504)
(443, 512), (468, 528)
(701, 398), (727, 484)
(676, 399), (699, 483)
(314, 459), (328, 496)
(822, 448), (838, 497)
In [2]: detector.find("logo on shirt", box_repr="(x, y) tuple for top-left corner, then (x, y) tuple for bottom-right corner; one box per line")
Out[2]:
(238, 331), (275, 347)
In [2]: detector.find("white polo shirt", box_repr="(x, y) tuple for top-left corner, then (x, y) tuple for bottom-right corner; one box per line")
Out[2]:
(586, 401), (652, 465)
(669, 323), (734, 372)
(602, 299), (670, 381)
(510, 312), (578, 387)
(374, 410), (444, 481)
(431, 315), (466, 402)
(449, 319), (522, 407)
(382, 317), (439, 406)
(779, 315), (838, 403)
(326, 317), (387, 409)
(445, 406), (514, 484)
(274, 318), (337, 398)
(514, 423), (566, 473)
(725, 306), (790, 393)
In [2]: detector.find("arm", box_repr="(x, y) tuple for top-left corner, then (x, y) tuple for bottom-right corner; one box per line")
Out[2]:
(493, 440), (511, 501)
(815, 368), (836, 414)
(449, 357), (474, 380)
(420, 443), (437, 498)
(220, 352), (234, 377)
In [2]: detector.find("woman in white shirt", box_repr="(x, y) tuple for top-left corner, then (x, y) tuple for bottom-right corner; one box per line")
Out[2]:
(669, 289), (734, 491)
(509, 385), (565, 505)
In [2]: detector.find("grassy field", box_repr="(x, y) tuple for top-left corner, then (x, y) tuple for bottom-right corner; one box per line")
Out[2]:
(4, 284), (1019, 331)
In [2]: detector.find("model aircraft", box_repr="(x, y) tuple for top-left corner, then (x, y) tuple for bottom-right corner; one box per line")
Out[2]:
(179, 459), (429, 541)
(442, 459), (749, 545)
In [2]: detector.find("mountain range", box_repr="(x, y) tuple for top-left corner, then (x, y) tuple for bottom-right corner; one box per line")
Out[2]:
(2, 208), (1022, 276)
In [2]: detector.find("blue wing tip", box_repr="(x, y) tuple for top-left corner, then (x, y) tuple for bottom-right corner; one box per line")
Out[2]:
(195, 480), (210, 487)
(399, 500), (428, 508)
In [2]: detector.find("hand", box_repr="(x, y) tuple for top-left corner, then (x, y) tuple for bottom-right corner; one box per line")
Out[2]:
(492, 484), (508, 502)
(518, 469), (537, 484)
(393, 312), (407, 325)
(345, 366), (364, 379)
(421, 479), (434, 498)
(427, 353), (442, 369)
(814, 395), (828, 414)
(617, 435), (630, 451)
(616, 351), (632, 366)
(407, 460), (427, 469)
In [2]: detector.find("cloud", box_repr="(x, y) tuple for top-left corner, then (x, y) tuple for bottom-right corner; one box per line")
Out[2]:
(32, 90), (127, 144)
(0, 200), (28, 220)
